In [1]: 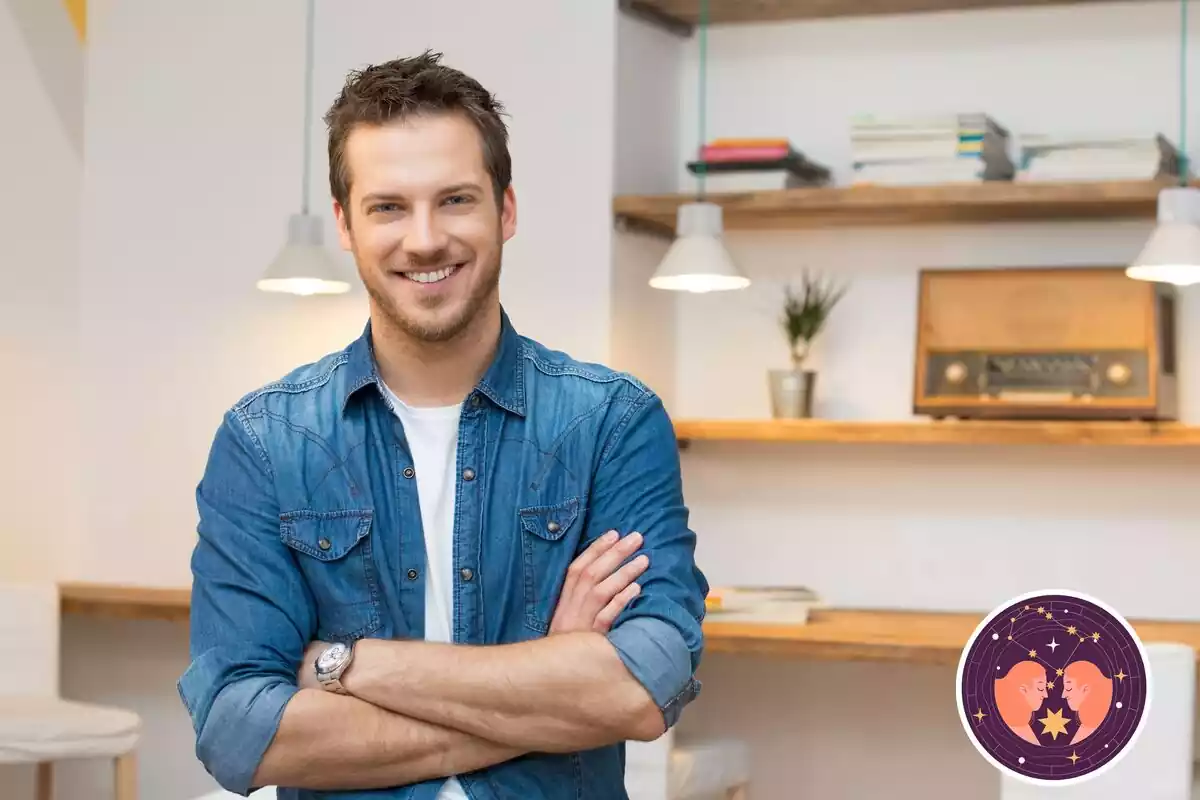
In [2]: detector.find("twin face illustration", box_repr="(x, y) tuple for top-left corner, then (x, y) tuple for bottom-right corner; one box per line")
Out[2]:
(995, 660), (1114, 745)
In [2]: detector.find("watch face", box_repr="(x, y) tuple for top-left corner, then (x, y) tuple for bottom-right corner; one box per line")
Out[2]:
(316, 642), (348, 673)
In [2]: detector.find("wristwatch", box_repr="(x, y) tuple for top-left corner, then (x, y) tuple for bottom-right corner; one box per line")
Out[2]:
(313, 641), (355, 694)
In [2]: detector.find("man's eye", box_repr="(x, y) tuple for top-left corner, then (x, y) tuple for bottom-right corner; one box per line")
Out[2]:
(444, 195), (470, 205)
(370, 203), (399, 214)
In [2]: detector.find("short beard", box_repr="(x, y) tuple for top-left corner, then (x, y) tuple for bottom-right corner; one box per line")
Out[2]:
(366, 251), (501, 344)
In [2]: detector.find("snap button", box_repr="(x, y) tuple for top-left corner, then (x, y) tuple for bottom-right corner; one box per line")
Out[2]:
(318, 538), (332, 551)
(546, 521), (560, 533)
(471, 394), (482, 407)
(460, 567), (474, 581)
(462, 468), (476, 481)
(406, 568), (418, 580)
(403, 466), (415, 479)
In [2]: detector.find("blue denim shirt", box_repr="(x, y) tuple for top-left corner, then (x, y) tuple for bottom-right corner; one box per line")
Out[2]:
(178, 309), (708, 799)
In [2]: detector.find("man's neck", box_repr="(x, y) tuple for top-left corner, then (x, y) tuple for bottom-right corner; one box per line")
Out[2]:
(371, 305), (502, 408)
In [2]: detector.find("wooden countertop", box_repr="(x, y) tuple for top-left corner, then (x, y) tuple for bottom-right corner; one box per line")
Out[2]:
(59, 583), (1200, 665)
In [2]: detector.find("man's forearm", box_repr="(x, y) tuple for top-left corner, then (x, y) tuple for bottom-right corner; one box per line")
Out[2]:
(252, 687), (524, 790)
(342, 631), (665, 753)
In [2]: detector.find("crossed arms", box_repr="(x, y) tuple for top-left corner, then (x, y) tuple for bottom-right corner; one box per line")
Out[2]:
(178, 392), (707, 794)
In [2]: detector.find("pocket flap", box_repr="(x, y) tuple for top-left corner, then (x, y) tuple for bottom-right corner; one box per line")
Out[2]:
(280, 509), (373, 561)
(518, 497), (580, 541)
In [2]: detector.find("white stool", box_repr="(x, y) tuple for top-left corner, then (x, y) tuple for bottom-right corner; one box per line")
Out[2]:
(0, 582), (141, 799)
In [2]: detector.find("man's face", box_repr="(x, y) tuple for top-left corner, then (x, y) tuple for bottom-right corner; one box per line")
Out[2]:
(334, 112), (516, 343)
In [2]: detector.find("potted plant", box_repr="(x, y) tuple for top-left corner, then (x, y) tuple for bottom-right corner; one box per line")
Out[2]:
(769, 271), (846, 418)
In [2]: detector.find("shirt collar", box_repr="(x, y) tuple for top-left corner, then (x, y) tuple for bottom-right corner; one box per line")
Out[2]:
(341, 306), (526, 417)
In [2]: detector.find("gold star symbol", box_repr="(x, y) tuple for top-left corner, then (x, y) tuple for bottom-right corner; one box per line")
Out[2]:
(1115, 670), (1127, 681)
(1037, 607), (1045, 614)
(1067, 626), (1077, 635)
(1039, 708), (1071, 741)
(973, 709), (987, 723)
(1056, 668), (1064, 677)
(1068, 751), (1080, 765)
(1092, 632), (1101, 642)
(1047, 681), (1055, 689)
(1046, 613), (1053, 620)
(1028, 649), (1037, 658)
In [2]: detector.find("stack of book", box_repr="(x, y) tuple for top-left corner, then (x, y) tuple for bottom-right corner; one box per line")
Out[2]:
(704, 585), (822, 625)
(849, 112), (1015, 185)
(1016, 133), (1187, 182)
(686, 138), (831, 192)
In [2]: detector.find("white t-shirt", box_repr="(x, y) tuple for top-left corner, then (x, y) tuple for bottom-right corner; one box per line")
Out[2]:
(381, 384), (467, 800)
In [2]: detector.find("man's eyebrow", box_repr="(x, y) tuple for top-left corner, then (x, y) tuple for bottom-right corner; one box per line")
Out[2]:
(442, 182), (485, 195)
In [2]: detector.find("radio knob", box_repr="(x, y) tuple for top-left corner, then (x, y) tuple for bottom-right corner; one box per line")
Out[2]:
(944, 361), (968, 385)
(1106, 362), (1132, 386)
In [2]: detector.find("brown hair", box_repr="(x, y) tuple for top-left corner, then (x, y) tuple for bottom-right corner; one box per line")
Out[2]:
(323, 50), (511, 217)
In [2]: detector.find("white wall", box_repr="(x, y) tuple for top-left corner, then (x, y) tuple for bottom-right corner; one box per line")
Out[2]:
(0, 0), (81, 585)
(54, 1), (620, 797)
(610, 12), (685, 409)
(665, 2), (1200, 797)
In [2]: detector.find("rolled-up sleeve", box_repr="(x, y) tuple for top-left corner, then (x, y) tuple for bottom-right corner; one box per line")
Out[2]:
(177, 408), (315, 795)
(590, 391), (708, 729)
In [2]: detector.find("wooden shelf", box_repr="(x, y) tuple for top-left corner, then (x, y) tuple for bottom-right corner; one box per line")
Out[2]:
(705, 608), (1200, 666)
(60, 582), (191, 624)
(613, 180), (1174, 233)
(628, 0), (1147, 28)
(673, 419), (1200, 447)
(58, 583), (1200, 666)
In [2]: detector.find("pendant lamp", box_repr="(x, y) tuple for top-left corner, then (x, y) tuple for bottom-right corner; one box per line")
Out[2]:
(648, 0), (749, 294)
(1127, 0), (1200, 286)
(258, 0), (349, 296)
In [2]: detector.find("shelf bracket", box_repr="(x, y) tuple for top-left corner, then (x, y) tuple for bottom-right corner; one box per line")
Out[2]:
(617, 0), (694, 38)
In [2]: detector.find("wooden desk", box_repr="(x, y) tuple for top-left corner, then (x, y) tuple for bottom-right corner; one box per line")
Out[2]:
(58, 583), (1200, 665)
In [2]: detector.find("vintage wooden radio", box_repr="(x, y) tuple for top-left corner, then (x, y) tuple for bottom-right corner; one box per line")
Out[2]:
(913, 266), (1178, 420)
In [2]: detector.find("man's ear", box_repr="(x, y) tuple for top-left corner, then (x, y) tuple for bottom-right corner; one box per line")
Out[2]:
(334, 200), (352, 251)
(500, 185), (517, 243)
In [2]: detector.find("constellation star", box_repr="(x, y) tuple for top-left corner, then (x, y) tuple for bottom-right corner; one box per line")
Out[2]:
(1068, 751), (1080, 765)
(1115, 670), (1127, 681)
(1048, 637), (1060, 652)
(973, 709), (987, 723)
(1039, 708), (1071, 741)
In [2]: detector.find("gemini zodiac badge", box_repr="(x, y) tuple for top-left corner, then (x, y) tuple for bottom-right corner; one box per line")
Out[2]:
(956, 589), (1151, 786)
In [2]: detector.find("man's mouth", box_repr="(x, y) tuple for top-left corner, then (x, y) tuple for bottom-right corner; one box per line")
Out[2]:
(402, 263), (465, 284)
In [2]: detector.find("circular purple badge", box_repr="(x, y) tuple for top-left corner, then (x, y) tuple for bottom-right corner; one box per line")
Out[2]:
(956, 589), (1151, 786)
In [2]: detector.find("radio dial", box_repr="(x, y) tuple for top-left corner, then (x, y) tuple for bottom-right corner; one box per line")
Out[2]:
(944, 361), (968, 385)
(1106, 362), (1132, 386)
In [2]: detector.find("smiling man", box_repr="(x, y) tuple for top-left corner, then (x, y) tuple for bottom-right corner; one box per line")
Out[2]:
(178, 52), (708, 800)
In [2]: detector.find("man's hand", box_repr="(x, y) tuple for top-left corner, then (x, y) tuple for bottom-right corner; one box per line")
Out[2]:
(550, 530), (648, 635)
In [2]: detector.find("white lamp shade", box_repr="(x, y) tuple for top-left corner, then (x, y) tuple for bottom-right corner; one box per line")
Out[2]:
(648, 202), (749, 293)
(1126, 186), (1200, 286)
(258, 213), (352, 296)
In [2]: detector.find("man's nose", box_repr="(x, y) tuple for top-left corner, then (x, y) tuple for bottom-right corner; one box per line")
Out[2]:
(404, 206), (449, 258)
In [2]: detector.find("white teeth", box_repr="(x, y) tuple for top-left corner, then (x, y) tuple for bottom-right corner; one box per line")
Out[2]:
(406, 264), (460, 284)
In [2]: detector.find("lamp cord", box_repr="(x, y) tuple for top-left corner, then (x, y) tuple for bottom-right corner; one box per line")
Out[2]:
(301, 0), (315, 214)
(696, 0), (708, 199)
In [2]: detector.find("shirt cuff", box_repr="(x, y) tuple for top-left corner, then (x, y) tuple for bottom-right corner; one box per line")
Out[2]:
(183, 668), (298, 795)
(606, 616), (701, 729)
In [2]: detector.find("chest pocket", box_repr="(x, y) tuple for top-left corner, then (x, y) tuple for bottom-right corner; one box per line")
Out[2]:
(280, 509), (382, 642)
(518, 497), (582, 634)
